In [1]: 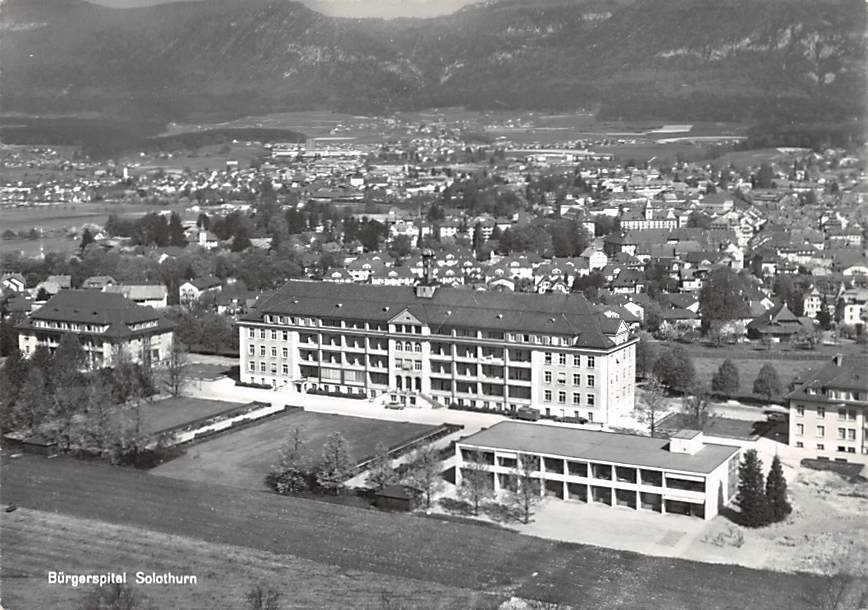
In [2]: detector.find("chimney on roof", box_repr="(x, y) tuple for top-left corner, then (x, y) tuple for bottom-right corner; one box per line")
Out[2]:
(834, 353), (843, 367)
(669, 429), (703, 455)
(415, 248), (437, 299)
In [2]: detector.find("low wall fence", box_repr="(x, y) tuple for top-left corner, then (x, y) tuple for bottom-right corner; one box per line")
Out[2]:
(155, 402), (301, 448)
(355, 422), (464, 473)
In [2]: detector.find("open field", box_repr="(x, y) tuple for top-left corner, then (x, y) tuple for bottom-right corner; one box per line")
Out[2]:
(693, 356), (820, 402)
(185, 362), (233, 380)
(121, 142), (270, 173)
(0, 508), (499, 610)
(152, 410), (436, 489)
(0, 455), (847, 609)
(0, 235), (75, 256)
(0, 201), (192, 233)
(657, 414), (763, 440)
(140, 397), (244, 435)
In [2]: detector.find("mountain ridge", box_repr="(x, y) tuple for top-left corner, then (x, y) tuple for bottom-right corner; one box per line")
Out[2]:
(1, 0), (864, 125)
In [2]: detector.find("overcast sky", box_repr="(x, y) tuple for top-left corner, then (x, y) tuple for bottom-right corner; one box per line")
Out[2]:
(87, 0), (477, 18)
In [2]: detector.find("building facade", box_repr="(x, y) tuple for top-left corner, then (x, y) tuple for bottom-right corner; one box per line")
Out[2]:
(238, 274), (637, 424)
(787, 354), (868, 463)
(17, 290), (174, 369)
(456, 422), (740, 520)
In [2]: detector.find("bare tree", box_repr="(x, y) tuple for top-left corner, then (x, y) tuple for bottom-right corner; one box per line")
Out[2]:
(269, 427), (310, 494)
(681, 381), (714, 429)
(635, 373), (667, 437)
(511, 453), (541, 524)
(459, 450), (494, 516)
(164, 339), (189, 398)
(404, 444), (443, 508)
(246, 584), (281, 610)
(78, 583), (146, 610)
(46, 384), (87, 450)
(366, 441), (397, 490)
(12, 366), (49, 432)
(110, 377), (149, 464)
(78, 377), (115, 458)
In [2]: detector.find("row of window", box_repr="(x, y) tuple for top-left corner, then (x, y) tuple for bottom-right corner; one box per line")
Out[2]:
(793, 441), (858, 454)
(248, 361), (289, 375)
(253, 320), (575, 347)
(544, 353), (595, 368)
(794, 424), (858, 440)
(794, 405), (859, 420)
(544, 371), (595, 387)
(34, 320), (110, 333)
(250, 328), (290, 341)
(543, 390), (596, 406)
(250, 345), (290, 358)
(802, 389), (865, 402)
(461, 453), (692, 489)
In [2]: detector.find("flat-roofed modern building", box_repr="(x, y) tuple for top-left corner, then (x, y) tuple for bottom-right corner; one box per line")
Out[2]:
(788, 354), (868, 463)
(238, 268), (636, 424)
(455, 422), (741, 520)
(17, 290), (175, 369)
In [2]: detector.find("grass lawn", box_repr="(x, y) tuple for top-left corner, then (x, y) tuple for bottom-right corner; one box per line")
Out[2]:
(140, 397), (245, 435)
(2, 456), (849, 609)
(184, 363), (233, 380)
(692, 356), (820, 402)
(1, 508), (498, 610)
(657, 413), (763, 440)
(151, 410), (436, 490)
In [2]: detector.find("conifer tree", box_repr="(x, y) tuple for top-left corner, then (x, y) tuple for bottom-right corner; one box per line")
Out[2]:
(765, 454), (792, 523)
(711, 359), (740, 395)
(316, 432), (353, 494)
(736, 449), (772, 527)
(753, 363), (782, 403)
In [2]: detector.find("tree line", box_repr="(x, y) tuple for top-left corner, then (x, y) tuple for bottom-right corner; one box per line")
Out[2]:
(0, 334), (189, 463)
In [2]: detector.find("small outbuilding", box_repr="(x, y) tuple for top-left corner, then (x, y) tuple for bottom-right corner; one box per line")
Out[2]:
(373, 484), (420, 512)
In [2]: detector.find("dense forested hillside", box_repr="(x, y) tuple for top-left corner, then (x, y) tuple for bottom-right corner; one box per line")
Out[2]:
(2, 0), (864, 125)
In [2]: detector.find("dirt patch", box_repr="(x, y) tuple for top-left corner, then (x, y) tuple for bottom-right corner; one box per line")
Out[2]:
(686, 469), (868, 581)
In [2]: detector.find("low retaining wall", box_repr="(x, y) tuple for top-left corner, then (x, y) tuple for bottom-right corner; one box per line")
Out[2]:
(355, 422), (464, 472)
(155, 402), (299, 447)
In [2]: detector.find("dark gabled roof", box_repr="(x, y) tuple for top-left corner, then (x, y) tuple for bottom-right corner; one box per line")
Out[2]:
(186, 276), (223, 290)
(374, 484), (419, 500)
(666, 293), (699, 309)
(242, 281), (617, 349)
(788, 355), (868, 398)
(747, 303), (813, 334)
(19, 290), (173, 339)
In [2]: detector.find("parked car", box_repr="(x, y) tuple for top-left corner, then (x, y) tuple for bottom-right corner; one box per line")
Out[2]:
(515, 407), (540, 421)
(764, 410), (787, 422)
(385, 401), (405, 410)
